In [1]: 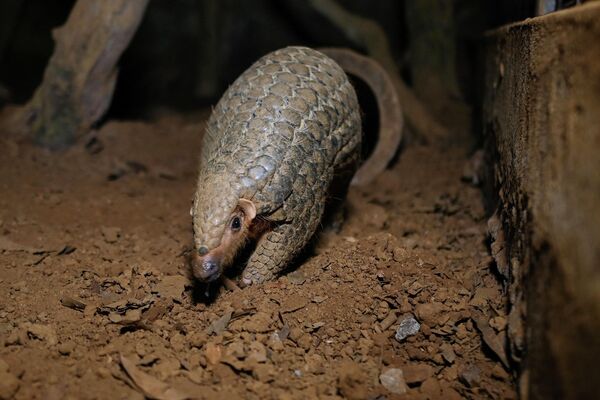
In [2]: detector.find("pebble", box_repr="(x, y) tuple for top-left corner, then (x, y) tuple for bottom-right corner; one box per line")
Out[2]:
(267, 332), (284, 352)
(395, 315), (421, 341)
(379, 311), (398, 330)
(247, 342), (267, 363)
(379, 368), (407, 395)
(403, 364), (433, 384)
(252, 363), (275, 383)
(57, 341), (75, 355)
(460, 364), (481, 387)
(415, 302), (447, 327)
(288, 327), (303, 343)
(296, 334), (312, 351)
(440, 343), (456, 364)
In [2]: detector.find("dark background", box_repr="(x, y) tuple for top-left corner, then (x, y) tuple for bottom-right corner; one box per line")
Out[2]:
(0, 0), (538, 121)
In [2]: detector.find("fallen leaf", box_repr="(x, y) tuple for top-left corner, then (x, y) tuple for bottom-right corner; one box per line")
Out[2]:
(307, 321), (325, 332)
(286, 270), (306, 285)
(60, 296), (87, 312)
(206, 311), (232, 335)
(472, 312), (509, 368)
(120, 354), (189, 400)
(98, 297), (153, 316)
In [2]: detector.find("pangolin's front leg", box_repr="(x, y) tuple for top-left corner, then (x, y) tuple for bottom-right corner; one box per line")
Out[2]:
(241, 223), (304, 284)
(242, 175), (329, 285)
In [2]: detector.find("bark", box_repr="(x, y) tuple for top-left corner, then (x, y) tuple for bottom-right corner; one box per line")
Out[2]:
(22, 0), (149, 149)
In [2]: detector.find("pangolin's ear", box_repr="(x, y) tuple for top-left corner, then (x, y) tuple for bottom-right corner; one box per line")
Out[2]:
(238, 198), (256, 221)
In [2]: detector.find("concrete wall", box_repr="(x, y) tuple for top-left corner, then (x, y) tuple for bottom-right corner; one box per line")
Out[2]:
(483, 3), (600, 399)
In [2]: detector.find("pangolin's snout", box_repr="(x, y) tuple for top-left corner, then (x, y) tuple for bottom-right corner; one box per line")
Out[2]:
(192, 253), (222, 282)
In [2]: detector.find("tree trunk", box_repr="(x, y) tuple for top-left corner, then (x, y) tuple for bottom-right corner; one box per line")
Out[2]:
(23, 0), (149, 149)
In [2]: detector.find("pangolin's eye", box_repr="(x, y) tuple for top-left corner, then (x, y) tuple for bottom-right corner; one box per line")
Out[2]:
(230, 216), (242, 231)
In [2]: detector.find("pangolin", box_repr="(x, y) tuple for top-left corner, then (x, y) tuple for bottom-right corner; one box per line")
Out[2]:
(190, 46), (402, 286)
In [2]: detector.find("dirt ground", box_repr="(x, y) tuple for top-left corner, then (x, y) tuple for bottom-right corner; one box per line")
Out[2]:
(0, 114), (515, 399)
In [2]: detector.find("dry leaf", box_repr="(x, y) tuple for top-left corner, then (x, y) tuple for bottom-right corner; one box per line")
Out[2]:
(206, 311), (232, 335)
(472, 312), (509, 368)
(120, 354), (189, 400)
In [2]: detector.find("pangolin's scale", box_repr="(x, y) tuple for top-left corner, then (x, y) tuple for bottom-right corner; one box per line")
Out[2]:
(193, 46), (361, 283)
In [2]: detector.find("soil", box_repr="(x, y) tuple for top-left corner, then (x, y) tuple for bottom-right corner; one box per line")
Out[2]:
(0, 114), (516, 399)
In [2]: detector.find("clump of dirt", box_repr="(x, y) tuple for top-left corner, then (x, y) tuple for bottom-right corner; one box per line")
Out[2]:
(0, 115), (515, 399)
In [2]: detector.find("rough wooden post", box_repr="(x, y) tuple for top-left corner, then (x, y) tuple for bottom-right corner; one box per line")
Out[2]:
(22, 0), (149, 149)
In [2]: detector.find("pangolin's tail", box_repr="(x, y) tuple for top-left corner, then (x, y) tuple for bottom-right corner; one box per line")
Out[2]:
(318, 47), (403, 186)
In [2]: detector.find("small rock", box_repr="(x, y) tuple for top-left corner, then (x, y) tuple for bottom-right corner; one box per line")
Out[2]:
(304, 354), (324, 375)
(188, 331), (208, 349)
(489, 316), (507, 332)
(57, 341), (75, 355)
(252, 363), (275, 383)
(460, 364), (481, 387)
(415, 302), (447, 327)
(420, 377), (441, 396)
(286, 270), (306, 285)
(395, 316), (420, 342)
(247, 342), (267, 363)
(184, 368), (205, 384)
(96, 367), (111, 379)
(153, 357), (181, 380)
(227, 341), (246, 359)
(491, 364), (510, 381)
(403, 364), (433, 384)
(296, 334), (312, 351)
(379, 311), (398, 331)
(440, 343), (456, 364)
(443, 364), (459, 381)
(379, 368), (407, 395)
(267, 332), (284, 351)
(288, 327), (304, 343)
(456, 323), (469, 339)
(469, 287), (497, 308)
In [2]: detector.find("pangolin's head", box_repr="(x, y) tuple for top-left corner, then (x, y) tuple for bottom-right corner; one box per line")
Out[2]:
(190, 174), (257, 282)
